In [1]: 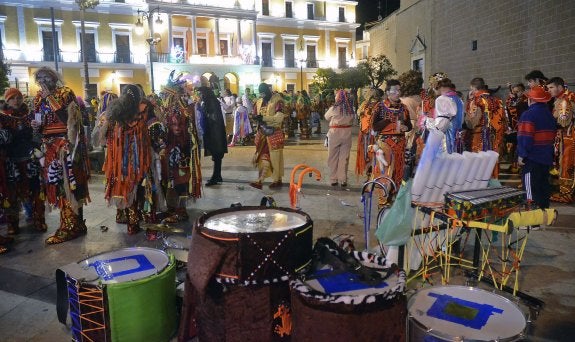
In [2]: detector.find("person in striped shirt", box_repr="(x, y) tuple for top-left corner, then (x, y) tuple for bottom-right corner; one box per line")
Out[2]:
(517, 87), (556, 209)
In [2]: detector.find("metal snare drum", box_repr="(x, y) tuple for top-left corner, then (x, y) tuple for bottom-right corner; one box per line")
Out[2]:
(407, 285), (526, 341)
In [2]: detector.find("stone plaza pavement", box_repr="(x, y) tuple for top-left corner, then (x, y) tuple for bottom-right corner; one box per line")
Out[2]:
(0, 130), (574, 341)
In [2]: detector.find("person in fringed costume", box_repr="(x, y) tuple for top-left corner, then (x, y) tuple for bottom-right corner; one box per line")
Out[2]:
(104, 85), (165, 234)
(228, 96), (251, 147)
(195, 87), (228, 187)
(91, 90), (118, 150)
(355, 87), (383, 178)
(325, 89), (355, 187)
(159, 71), (202, 222)
(0, 88), (46, 237)
(504, 83), (528, 173)
(547, 77), (575, 203)
(398, 70), (424, 176)
(31, 67), (90, 244)
(426, 78), (464, 154)
(282, 90), (296, 138)
(464, 77), (505, 178)
(250, 83), (286, 190)
(296, 90), (312, 139)
(372, 79), (412, 198)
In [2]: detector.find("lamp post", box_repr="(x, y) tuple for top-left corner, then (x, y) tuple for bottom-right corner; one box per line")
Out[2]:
(298, 40), (306, 91)
(76, 0), (99, 102)
(135, 6), (163, 93)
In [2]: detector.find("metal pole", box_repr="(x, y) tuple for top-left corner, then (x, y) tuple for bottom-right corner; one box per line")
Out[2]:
(148, 12), (155, 94)
(300, 63), (303, 91)
(50, 7), (59, 71)
(81, 8), (89, 101)
(149, 41), (155, 93)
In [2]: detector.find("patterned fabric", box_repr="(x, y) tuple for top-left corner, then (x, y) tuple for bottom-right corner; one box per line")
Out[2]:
(551, 90), (575, 202)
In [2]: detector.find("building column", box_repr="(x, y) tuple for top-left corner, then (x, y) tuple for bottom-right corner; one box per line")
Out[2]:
(252, 19), (259, 64)
(168, 14), (173, 56)
(236, 19), (242, 55)
(325, 29), (330, 65)
(214, 18), (221, 55)
(351, 29), (356, 60)
(191, 15), (198, 55)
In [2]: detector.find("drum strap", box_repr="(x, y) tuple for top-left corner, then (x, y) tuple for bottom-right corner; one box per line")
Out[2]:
(55, 269), (69, 325)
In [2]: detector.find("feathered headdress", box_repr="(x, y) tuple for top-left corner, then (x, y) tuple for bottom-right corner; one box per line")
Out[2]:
(161, 70), (186, 96)
(428, 72), (448, 89)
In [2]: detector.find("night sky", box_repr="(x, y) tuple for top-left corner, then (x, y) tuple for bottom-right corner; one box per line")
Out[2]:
(356, 0), (400, 25)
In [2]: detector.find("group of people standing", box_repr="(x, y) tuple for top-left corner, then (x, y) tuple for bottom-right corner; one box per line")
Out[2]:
(354, 69), (573, 210)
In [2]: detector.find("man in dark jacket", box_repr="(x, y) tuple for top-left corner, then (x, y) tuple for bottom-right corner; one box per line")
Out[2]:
(196, 87), (228, 186)
(517, 86), (556, 209)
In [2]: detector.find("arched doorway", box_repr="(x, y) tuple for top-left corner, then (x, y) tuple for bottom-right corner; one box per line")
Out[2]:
(201, 72), (220, 91)
(223, 72), (239, 95)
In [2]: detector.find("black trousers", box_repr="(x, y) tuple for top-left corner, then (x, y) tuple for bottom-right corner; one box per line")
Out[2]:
(211, 153), (224, 181)
(521, 159), (551, 209)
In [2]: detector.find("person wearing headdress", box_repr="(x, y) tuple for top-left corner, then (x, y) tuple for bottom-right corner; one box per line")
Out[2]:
(281, 90), (296, 138)
(464, 77), (505, 178)
(517, 86), (556, 209)
(310, 94), (323, 135)
(296, 90), (312, 139)
(160, 71), (202, 222)
(195, 86), (228, 186)
(398, 70), (424, 176)
(355, 87), (383, 178)
(372, 80), (412, 194)
(547, 77), (575, 203)
(91, 90), (118, 151)
(250, 83), (286, 189)
(228, 96), (251, 146)
(104, 84), (165, 234)
(325, 89), (355, 187)
(426, 78), (464, 154)
(0, 88), (46, 238)
(30, 66), (90, 244)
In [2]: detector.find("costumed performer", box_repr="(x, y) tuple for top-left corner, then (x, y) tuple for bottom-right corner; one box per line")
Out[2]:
(426, 78), (464, 154)
(547, 77), (575, 203)
(504, 83), (528, 173)
(30, 66), (90, 244)
(104, 84), (163, 234)
(464, 77), (505, 178)
(91, 90), (118, 151)
(160, 71), (202, 223)
(325, 89), (355, 187)
(372, 79), (412, 194)
(1, 88), (46, 236)
(228, 96), (251, 147)
(355, 87), (383, 178)
(398, 70), (424, 176)
(296, 90), (312, 139)
(250, 83), (286, 190)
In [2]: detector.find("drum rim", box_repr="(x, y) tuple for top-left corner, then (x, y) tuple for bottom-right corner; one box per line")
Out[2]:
(407, 285), (527, 341)
(79, 247), (172, 284)
(196, 205), (312, 235)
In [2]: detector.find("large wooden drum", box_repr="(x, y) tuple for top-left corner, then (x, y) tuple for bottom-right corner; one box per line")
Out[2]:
(290, 250), (407, 342)
(57, 247), (177, 342)
(180, 206), (313, 341)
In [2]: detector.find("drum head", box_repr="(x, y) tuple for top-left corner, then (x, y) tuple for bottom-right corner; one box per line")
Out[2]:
(204, 209), (308, 233)
(77, 247), (170, 284)
(408, 286), (526, 341)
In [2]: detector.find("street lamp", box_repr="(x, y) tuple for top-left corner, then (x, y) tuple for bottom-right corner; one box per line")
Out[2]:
(76, 0), (99, 102)
(135, 6), (163, 93)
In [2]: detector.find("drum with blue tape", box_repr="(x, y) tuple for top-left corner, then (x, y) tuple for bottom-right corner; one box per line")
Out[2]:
(57, 247), (176, 342)
(407, 285), (526, 341)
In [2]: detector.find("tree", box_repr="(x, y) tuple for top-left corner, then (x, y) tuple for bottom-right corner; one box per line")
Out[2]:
(310, 67), (369, 98)
(309, 68), (337, 98)
(357, 54), (397, 88)
(0, 46), (10, 95)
